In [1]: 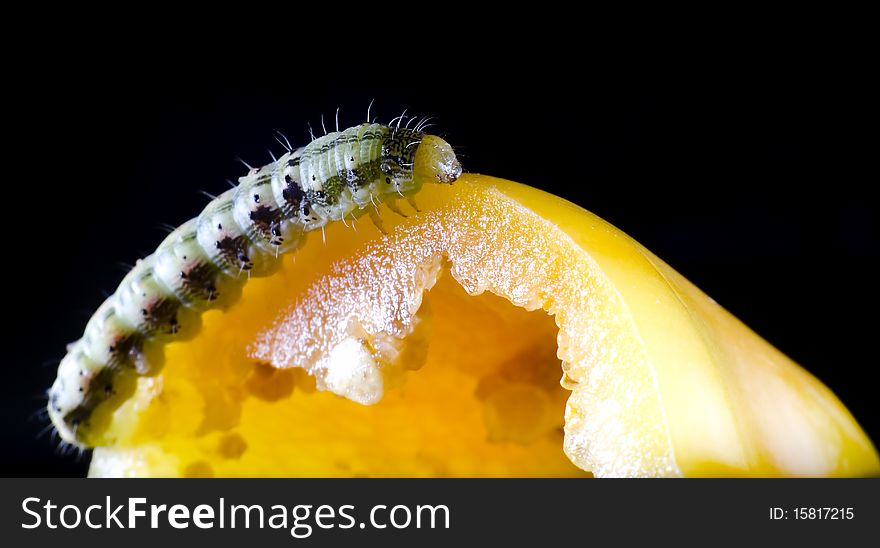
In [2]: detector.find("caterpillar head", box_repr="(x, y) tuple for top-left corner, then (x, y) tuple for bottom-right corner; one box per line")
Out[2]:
(379, 130), (461, 197)
(413, 135), (462, 185)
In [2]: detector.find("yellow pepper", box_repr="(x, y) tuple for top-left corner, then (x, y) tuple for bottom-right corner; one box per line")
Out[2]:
(86, 175), (879, 477)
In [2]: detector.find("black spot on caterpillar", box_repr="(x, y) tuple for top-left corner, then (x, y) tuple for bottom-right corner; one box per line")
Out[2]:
(48, 119), (462, 447)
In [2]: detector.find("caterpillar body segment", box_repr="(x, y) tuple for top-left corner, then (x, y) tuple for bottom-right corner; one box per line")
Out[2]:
(48, 122), (462, 447)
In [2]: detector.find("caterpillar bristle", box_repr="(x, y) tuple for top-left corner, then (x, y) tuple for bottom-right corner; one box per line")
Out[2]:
(366, 99), (375, 123)
(273, 131), (292, 152)
(41, 358), (64, 369)
(29, 405), (51, 422)
(36, 420), (56, 441)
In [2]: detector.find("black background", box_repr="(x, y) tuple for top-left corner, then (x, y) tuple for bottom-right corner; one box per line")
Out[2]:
(4, 31), (876, 477)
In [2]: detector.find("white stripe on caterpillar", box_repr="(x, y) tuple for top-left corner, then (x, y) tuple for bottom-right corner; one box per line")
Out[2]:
(48, 121), (462, 447)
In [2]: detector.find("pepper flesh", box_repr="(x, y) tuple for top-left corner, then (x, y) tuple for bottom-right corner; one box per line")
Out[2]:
(86, 175), (879, 477)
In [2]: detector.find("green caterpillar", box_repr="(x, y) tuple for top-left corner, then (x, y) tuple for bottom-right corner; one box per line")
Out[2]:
(48, 118), (462, 448)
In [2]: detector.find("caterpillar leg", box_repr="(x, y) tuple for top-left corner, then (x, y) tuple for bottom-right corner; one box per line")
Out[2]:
(385, 199), (409, 218)
(406, 195), (421, 213)
(368, 208), (388, 234)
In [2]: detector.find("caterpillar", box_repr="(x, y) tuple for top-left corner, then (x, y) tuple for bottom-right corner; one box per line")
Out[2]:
(47, 117), (462, 448)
